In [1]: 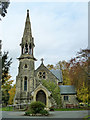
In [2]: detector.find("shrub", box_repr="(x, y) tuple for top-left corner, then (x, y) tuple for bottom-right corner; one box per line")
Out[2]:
(25, 101), (49, 116)
(39, 110), (49, 115)
(25, 110), (32, 115)
(49, 106), (54, 111)
(28, 101), (45, 114)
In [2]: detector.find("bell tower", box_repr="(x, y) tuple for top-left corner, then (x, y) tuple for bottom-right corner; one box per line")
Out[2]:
(20, 9), (35, 57)
(15, 10), (36, 105)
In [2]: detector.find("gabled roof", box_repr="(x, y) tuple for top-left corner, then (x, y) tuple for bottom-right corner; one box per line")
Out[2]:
(50, 69), (63, 83)
(35, 63), (62, 82)
(59, 85), (76, 95)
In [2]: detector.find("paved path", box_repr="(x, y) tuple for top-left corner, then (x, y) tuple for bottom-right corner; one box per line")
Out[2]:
(0, 110), (89, 119)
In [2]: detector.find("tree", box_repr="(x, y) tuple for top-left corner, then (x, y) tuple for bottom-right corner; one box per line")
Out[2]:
(1, 51), (13, 106)
(46, 49), (89, 103)
(47, 64), (55, 70)
(55, 61), (71, 85)
(41, 79), (62, 108)
(2, 51), (12, 85)
(0, 0), (10, 20)
(77, 82), (89, 103)
(2, 74), (13, 106)
(8, 84), (16, 105)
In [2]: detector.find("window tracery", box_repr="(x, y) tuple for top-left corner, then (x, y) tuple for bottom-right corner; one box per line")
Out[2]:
(38, 71), (46, 79)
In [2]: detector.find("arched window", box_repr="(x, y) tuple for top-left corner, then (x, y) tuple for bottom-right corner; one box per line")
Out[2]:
(25, 43), (28, 54)
(21, 80), (22, 90)
(24, 64), (27, 68)
(24, 76), (27, 91)
(29, 43), (32, 54)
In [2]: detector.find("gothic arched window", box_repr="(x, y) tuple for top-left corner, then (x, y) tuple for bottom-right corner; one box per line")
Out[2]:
(25, 43), (28, 54)
(24, 76), (27, 91)
(29, 43), (32, 55)
(24, 64), (27, 68)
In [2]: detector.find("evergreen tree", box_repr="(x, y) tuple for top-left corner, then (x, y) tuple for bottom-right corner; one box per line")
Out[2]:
(1, 52), (13, 106)
(2, 51), (12, 85)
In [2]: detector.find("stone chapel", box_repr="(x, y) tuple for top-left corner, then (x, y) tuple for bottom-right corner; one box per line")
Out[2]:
(14, 10), (78, 109)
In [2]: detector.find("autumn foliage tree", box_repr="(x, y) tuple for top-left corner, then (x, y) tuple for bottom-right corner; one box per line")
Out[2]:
(8, 84), (16, 105)
(47, 49), (89, 103)
(2, 75), (13, 106)
(55, 61), (71, 85)
(67, 49), (89, 103)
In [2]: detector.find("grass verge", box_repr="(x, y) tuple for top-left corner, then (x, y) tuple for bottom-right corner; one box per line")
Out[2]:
(83, 115), (90, 120)
(0, 106), (13, 111)
(54, 108), (89, 111)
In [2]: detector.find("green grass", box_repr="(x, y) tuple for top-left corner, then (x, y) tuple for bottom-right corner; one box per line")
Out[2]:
(83, 115), (90, 120)
(0, 106), (13, 111)
(0, 106), (89, 112)
(54, 108), (89, 111)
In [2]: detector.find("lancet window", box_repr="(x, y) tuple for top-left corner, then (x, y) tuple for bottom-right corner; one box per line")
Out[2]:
(25, 43), (28, 54)
(29, 43), (32, 55)
(24, 64), (27, 68)
(24, 76), (27, 91)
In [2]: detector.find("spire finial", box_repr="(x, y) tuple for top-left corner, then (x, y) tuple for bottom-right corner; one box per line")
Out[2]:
(27, 9), (29, 17)
(27, 9), (29, 13)
(41, 58), (44, 64)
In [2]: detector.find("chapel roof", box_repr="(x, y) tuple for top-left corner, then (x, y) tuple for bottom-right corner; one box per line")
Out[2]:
(50, 69), (63, 83)
(35, 62), (62, 82)
(59, 85), (76, 95)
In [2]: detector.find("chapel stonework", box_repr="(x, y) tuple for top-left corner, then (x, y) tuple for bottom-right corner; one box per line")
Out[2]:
(14, 10), (78, 109)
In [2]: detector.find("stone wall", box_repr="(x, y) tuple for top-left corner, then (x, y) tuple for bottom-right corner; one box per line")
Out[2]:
(34, 64), (58, 87)
(61, 94), (79, 108)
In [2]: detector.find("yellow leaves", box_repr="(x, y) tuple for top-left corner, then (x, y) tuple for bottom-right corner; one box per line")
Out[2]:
(77, 82), (89, 103)
(2, 74), (13, 87)
(2, 79), (14, 89)
(8, 84), (16, 105)
(47, 64), (55, 70)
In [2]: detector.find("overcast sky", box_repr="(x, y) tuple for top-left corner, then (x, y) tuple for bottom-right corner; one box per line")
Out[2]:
(0, 2), (88, 84)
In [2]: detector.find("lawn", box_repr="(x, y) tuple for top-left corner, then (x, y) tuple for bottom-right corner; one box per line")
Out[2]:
(0, 106), (89, 111)
(0, 106), (13, 111)
(83, 115), (90, 120)
(54, 108), (89, 111)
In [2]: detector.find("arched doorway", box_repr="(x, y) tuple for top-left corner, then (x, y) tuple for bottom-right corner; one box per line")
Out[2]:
(36, 90), (46, 105)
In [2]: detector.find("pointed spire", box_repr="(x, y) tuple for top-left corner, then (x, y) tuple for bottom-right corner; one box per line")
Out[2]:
(24, 9), (32, 36)
(25, 9), (30, 25)
(19, 9), (37, 61)
(27, 9), (29, 18)
(21, 9), (33, 45)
